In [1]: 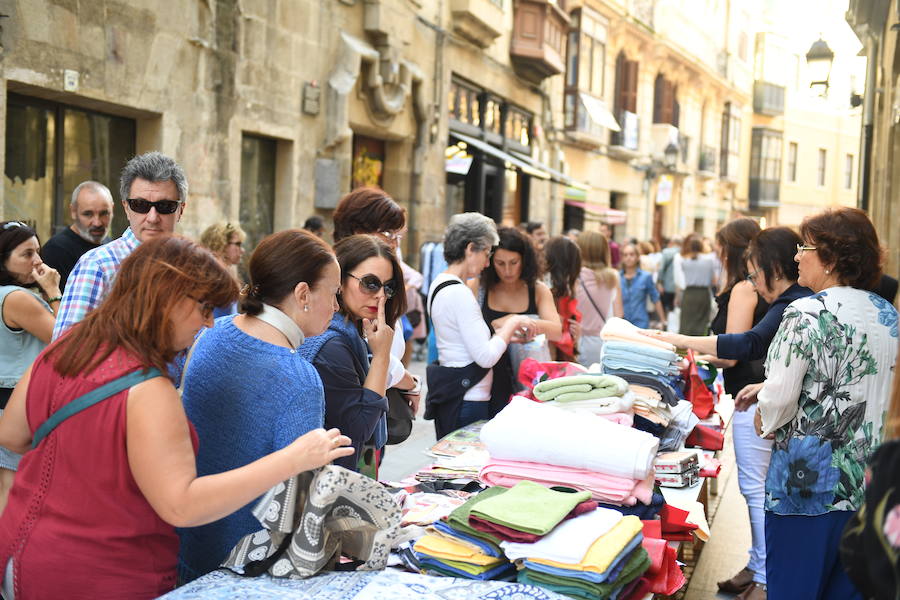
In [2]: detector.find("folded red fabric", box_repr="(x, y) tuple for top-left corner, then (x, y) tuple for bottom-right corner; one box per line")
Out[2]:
(645, 544), (687, 595)
(685, 424), (724, 451)
(659, 504), (698, 533)
(467, 499), (598, 542)
(641, 537), (667, 574)
(640, 519), (662, 539)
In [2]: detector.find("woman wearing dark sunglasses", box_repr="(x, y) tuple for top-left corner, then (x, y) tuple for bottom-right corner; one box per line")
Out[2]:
(301, 234), (406, 478)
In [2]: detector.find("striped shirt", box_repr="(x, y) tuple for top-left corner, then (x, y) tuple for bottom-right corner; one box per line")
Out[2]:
(51, 228), (140, 340)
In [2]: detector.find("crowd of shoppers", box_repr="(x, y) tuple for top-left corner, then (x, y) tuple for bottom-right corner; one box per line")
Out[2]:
(0, 147), (898, 599)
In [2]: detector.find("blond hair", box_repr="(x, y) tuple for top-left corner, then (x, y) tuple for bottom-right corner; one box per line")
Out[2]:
(576, 230), (618, 288)
(200, 222), (246, 256)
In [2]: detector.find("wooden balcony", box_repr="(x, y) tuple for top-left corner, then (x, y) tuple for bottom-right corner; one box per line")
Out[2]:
(510, 0), (569, 84)
(451, 0), (504, 49)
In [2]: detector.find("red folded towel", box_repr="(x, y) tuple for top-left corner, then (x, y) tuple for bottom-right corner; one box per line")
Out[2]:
(659, 504), (698, 541)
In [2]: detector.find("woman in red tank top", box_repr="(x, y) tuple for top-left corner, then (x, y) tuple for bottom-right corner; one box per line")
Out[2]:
(0, 236), (353, 599)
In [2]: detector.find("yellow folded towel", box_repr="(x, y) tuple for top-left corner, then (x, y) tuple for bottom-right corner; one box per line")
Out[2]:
(413, 533), (506, 566)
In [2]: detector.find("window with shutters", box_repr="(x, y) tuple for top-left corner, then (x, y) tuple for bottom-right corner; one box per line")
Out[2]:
(611, 51), (639, 149)
(652, 74), (678, 126)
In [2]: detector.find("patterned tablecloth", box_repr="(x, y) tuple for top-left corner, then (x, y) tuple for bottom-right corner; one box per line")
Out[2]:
(159, 569), (570, 600)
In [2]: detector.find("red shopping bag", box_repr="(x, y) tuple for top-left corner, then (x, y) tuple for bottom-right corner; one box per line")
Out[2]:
(681, 349), (715, 419)
(517, 358), (586, 394)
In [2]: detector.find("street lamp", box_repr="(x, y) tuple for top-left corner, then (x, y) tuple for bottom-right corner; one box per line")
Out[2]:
(664, 142), (679, 169)
(806, 37), (834, 96)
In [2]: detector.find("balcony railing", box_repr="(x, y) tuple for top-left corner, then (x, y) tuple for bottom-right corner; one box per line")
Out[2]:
(753, 81), (785, 116)
(510, 0), (569, 83)
(610, 110), (639, 152)
(749, 177), (781, 208)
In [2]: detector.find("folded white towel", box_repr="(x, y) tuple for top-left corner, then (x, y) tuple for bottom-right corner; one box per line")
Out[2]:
(480, 397), (659, 480)
(501, 507), (623, 563)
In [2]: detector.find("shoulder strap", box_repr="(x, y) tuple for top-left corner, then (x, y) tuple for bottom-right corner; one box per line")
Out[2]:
(32, 367), (162, 449)
(579, 274), (607, 325)
(429, 279), (462, 314)
(178, 327), (208, 392)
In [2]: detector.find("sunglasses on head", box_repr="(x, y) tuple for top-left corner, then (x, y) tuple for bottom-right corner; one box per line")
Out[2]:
(348, 273), (396, 299)
(126, 198), (183, 215)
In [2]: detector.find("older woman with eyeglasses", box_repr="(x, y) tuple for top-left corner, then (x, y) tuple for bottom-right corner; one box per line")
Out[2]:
(199, 222), (247, 318)
(300, 234), (406, 478)
(752, 208), (897, 599)
(645, 226), (811, 600)
(426, 214), (533, 439)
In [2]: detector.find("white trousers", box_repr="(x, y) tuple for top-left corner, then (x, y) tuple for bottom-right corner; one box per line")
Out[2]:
(732, 404), (773, 584)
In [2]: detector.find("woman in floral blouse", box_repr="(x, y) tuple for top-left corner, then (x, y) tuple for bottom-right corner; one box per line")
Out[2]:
(756, 207), (898, 599)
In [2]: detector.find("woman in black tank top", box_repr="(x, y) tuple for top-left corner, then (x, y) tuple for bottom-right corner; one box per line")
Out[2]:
(466, 227), (562, 416)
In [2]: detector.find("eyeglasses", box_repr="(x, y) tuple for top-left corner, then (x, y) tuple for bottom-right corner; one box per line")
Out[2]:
(796, 243), (818, 256)
(126, 198), (183, 215)
(378, 230), (404, 243)
(746, 269), (759, 287)
(348, 273), (396, 299)
(189, 296), (215, 319)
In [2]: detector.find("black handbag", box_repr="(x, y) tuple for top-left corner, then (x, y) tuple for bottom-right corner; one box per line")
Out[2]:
(385, 388), (414, 445)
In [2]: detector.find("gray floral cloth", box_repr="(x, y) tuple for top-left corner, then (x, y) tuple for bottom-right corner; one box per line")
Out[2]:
(222, 465), (402, 578)
(757, 287), (899, 515)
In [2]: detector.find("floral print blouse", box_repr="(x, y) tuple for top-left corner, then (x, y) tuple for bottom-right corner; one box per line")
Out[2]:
(757, 287), (898, 516)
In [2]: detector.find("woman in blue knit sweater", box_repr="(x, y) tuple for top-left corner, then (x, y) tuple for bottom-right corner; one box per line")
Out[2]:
(302, 235), (406, 477)
(178, 229), (345, 582)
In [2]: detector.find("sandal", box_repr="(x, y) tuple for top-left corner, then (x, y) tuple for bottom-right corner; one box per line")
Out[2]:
(717, 567), (755, 594)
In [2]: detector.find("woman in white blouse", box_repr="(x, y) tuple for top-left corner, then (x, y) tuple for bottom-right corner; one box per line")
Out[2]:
(425, 213), (532, 439)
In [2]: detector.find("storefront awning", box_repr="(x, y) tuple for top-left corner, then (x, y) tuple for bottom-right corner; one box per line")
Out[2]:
(450, 132), (550, 179)
(564, 198), (627, 224)
(511, 151), (590, 191)
(579, 93), (621, 132)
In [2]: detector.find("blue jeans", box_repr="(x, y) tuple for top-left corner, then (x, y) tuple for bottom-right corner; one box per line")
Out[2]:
(456, 400), (489, 430)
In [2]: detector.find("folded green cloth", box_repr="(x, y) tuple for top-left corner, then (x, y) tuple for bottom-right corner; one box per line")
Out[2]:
(518, 547), (651, 599)
(446, 485), (507, 549)
(552, 390), (628, 403)
(533, 383), (593, 401)
(421, 556), (502, 575)
(469, 480), (591, 535)
(533, 375), (629, 402)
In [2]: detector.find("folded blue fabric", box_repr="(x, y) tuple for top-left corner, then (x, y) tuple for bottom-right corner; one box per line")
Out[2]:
(417, 556), (515, 581)
(598, 491), (664, 520)
(521, 533), (644, 584)
(433, 520), (502, 558)
(602, 341), (679, 363)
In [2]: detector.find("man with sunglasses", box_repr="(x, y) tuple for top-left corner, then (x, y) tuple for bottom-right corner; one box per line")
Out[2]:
(52, 152), (188, 340)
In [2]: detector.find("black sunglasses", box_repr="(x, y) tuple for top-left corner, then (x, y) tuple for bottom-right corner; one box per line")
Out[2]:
(126, 198), (183, 215)
(348, 273), (396, 299)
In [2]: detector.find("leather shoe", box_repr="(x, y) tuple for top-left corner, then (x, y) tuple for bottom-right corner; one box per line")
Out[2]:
(736, 582), (767, 600)
(717, 567), (754, 594)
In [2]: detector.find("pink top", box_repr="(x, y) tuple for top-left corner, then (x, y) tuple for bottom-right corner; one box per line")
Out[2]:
(0, 346), (195, 599)
(575, 267), (617, 336)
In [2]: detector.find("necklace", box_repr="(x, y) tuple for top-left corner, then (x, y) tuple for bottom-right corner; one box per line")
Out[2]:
(255, 303), (305, 349)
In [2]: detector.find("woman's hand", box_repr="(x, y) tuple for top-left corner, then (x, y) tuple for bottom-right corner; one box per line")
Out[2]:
(753, 408), (775, 440)
(363, 295), (395, 357)
(401, 375), (421, 415)
(640, 328), (681, 346)
(287, 428), (354, 472)
(568, 317), (581, 344)
(500, 315), (535, 344)
(735, 382), (763, 412)
(32, 264), (61, 298)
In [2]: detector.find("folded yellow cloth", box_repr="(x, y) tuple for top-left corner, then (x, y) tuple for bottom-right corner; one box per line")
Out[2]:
(528, 515), (643, 573)
(414, 533), (506, 566)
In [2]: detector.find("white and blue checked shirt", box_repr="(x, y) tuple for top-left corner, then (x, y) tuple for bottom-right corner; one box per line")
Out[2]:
(51, 228), (140, 341)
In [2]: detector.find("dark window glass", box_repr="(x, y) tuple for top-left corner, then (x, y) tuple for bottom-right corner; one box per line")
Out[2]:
(240, 135), (277, 256)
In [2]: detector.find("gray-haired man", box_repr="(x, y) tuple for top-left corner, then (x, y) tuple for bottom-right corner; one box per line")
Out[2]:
(40, 181), (115, 290)
(52, 152), (188, 340)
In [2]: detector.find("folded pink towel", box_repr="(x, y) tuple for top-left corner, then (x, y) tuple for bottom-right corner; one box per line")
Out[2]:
(479, 459), (654, 506)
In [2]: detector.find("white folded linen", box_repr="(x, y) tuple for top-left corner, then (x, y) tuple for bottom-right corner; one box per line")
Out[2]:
(545, 392), (635, 415)
(480, 397), (659, 480)
(501, 507), (623, 563)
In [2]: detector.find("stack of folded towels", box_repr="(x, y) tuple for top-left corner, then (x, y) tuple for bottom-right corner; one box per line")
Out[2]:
(479, 398), (659, 506)
(413, 486), (512, 580)
(533, 374), (634, 421)
(599, 318), (681, 378)
(503, 507), (650, 599)
(414, 481), (600, 581)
